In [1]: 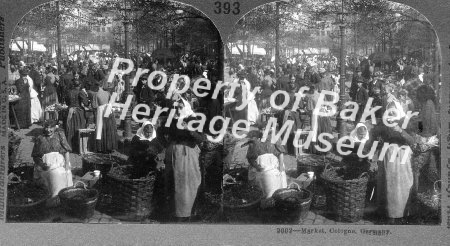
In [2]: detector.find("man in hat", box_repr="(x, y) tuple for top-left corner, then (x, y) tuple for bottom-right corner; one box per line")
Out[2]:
(350, 66), (363, 101)
(355, 78), (368, 122)
(317, 67), (333, 93)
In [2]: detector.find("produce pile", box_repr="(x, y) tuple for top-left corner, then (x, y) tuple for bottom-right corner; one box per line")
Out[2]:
(44, 103), (68, 112)
(8, 129), (22, 167)
(223, 183), (263, 207)
(322, 166), (367, 181)
(297, 154), (327, 167)
(8, 95), (19, 101)
(83, 153), (125, 166)
(416, 191), (440, 211)
(8, 183), (48, 206)
(108, 165), (137, 179)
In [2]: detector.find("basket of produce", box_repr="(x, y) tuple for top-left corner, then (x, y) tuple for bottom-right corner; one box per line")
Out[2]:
(7, 182), (50, 220)
(297, 154), (341, 177)
(58, 181), (99, 219)
(102, 163), (156, 218)
(272, 183), (312, 222)
(320, 164), (369, 222)
(223, 182), (263, 210)
(82, 153), (125, 175)
(8, 129), (22, 168)
(415, 180), (441, 222)
(9, 162), (34, 182)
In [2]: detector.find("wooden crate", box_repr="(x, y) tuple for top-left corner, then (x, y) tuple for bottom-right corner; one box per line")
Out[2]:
(78, 129), (96, 154)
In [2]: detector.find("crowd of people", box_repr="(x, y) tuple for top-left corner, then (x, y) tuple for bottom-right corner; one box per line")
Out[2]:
(8, 51), (223, 222)
(225, 52), (440, 224)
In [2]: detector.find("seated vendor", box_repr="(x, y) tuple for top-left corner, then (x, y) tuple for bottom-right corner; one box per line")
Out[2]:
(128, 120), (165, 178)
(31, 119), (73, 206)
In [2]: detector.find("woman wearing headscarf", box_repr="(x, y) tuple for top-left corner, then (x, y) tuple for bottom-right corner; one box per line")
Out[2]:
(363, 112), (438, 224)
(64, 71), (89, 150)
(32, 119), (73, 206)
(128, 121), (165, 178)
(164, 98), (204, 222)
(11, 68), (32, 129)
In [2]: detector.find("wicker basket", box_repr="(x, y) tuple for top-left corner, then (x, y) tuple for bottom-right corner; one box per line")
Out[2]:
(59, 181), (99, 219)
(320, 164), (369, 222)
(272, 183), (312, 222)
(7, 182), (50, 220)
(102, 163), (156, 218)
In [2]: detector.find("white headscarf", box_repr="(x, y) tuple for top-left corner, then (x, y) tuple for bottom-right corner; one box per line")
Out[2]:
(135, 121), (156, 142)
(350, 123), (369, 143)
(172, 94), (195, 120)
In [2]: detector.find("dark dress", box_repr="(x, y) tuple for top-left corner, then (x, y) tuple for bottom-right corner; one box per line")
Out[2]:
(128, 135), (165, 177)
(12, 78), (32, 129)
(32, 129), (72, 161)
(94, 88), (118, 153)
(64, 87), (89, 150)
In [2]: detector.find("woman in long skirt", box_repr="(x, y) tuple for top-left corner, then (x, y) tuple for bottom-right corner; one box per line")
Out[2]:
(42, 78), (59, 121)
(12, 69), (32, 129)
(94, 81), (118, 153)
(26, 71), (43, 123)
(164, 100), (204, 221)
(64, 73), (89, 150)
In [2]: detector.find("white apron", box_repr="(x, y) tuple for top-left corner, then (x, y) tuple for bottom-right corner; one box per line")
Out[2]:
(377, 147), (413, 218)
(34, 152), (73, 200)
(249, 153), (287, 198)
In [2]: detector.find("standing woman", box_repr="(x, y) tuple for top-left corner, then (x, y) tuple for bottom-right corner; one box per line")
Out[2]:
(42, 77), (59, 121)
(164, 100), (204, 222)
(416, 85), (438, 137)
(12, 68), (32, 129)
(26, 68), (43, 124)
(94, 81), (118, 153)
(64, 71), (89, 150)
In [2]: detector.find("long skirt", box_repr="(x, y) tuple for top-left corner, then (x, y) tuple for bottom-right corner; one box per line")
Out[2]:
(311, 116), (332, 154)
(65, 107), (86, 150)
(30, 97), (43, 123)
(165, 143), (201, 218)
(377, 147), (413, 218)
(95, 111), (118, 153)
(10, 97), (31, 129)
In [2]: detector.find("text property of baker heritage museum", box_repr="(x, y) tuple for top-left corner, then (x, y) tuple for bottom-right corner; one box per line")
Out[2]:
(103, 57), (416, 164)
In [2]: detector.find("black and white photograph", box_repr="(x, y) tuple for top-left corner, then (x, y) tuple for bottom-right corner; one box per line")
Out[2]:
(222, 0), (441, 225)
(6, 0), (224, 224)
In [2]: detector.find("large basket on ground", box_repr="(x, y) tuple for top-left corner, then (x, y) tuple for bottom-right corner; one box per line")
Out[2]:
(222, 182), (263, 220)
(7, 182), (50, 221)
(58, 181), (99, 219)
(272, 183), (312, 222)
(102, 163), (156, 218)
(320, 164), (369, 222)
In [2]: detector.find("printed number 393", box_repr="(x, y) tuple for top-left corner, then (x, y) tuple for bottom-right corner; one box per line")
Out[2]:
(214, 1), (240, 15)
